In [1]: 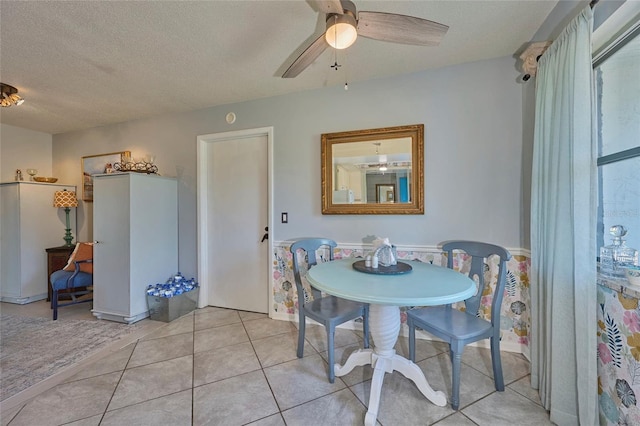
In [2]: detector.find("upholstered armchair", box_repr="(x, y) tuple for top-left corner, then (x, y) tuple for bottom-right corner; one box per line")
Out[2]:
(49, 242), (93, 320)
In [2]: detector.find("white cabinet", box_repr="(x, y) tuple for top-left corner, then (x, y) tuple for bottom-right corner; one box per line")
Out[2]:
(92, 173), (177, 324)
(0, 182), (77, 304)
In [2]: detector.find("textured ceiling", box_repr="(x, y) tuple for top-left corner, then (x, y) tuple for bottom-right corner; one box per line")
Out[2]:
(0, 1), (557, 135)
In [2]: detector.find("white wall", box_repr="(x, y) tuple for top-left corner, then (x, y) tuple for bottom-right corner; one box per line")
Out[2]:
(52, 55), (525, 278)
(0, 123), (53, 182)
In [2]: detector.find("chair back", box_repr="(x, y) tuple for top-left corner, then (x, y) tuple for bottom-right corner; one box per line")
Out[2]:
(290, 238), (336, 303)
(442, 240), (512, 325)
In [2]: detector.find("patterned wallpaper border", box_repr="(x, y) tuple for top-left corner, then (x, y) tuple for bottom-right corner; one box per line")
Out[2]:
(597, 284), (640, 425)
(271, 241), (531, 356)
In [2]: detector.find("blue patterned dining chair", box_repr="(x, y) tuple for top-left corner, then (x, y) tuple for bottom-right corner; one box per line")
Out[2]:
(289, 238), (370, 383)
(407, 240), (512, 410)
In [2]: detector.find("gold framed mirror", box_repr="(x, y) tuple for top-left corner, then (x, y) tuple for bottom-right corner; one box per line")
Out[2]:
(321, 124), (424, 215)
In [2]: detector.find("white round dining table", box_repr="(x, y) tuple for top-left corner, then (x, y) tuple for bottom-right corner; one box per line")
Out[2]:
(306, 258), (475, 426)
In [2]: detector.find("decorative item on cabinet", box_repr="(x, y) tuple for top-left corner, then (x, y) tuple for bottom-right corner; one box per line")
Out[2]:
(26, 169), (37, 181)
(81, 151), (131, 202)
(113, 160), (158, 174)
(34, 177), (58, 183)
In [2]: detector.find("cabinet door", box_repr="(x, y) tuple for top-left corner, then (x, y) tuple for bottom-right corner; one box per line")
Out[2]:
(0, 185), (21, 298)
(21, 185), (73, 298)
(129, 175), (177, 315)
(93, 175), (131, 315)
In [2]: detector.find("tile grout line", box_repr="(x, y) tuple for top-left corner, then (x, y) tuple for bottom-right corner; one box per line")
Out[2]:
(239, 312), (286, 421)
(98, 336), (140, 424)
(191, 311), (196, 426)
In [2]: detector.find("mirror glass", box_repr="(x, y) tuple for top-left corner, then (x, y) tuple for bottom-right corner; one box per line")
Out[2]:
(321, 124), (424, 214)
(376, 184), (396, 203)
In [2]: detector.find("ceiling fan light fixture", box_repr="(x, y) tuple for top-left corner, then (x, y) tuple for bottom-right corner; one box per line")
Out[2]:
(282, 0), (448, 79)
(7, 93), (24, 106)
(0, 83), (25, 107)
(325, 13), (358, 49)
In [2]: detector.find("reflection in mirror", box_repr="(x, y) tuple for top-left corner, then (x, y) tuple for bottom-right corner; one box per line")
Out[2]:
(321, 124), (424, 215)
(376, 184), (396, 203)
(333, 139), (410, 204)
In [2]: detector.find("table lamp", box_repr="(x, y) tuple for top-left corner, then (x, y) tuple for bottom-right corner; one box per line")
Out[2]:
(53, 189), (78, 247)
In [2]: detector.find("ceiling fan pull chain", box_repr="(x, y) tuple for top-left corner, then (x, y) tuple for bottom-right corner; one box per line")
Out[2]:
(331, 15), (341, 72)
(330, 41), (342, 71)
(344, 50), (349, 90)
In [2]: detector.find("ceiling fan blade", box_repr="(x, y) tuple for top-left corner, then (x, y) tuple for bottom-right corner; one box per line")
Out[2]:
(282, 34), (329, 78)
(314, 0), (344, 15)
(357, 11), (448, 46)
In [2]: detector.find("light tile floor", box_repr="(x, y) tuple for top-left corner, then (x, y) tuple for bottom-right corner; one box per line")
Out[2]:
(2, 306), (552, 426)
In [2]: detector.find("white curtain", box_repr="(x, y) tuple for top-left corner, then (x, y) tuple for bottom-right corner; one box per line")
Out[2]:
(530, 6), (597, 426)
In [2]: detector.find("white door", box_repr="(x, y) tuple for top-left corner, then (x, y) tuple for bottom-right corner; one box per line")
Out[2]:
(93, 175), (130, 316)
(197, 128), (272, 313)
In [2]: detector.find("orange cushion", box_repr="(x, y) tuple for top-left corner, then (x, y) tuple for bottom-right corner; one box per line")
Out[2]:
(63, 242), (93, 274)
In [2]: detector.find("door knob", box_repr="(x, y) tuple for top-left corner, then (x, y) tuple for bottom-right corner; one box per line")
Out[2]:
(260, 226), (268, 243)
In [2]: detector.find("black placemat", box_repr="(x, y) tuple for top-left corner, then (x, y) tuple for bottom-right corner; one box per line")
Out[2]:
(352, 260), (413, 275)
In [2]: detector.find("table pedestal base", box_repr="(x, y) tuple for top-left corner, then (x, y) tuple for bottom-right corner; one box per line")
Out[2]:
(334, 304), (447, 425)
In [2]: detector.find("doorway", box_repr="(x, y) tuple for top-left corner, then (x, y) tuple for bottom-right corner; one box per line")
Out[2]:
(197, 127), (273, 314)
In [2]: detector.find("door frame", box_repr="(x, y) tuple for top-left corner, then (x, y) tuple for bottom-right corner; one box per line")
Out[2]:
(196, 126), (274, 316)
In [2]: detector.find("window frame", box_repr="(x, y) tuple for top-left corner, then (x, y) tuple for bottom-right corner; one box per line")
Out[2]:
(594, 23), (640, 253)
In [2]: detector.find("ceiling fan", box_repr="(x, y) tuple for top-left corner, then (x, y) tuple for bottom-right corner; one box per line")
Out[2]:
(282, 0), (449, 78)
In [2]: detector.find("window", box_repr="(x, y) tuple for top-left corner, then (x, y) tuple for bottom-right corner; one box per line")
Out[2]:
(595, 28), (640, 255)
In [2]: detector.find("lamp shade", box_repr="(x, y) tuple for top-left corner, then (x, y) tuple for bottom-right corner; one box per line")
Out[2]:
(53, 190), (78, 208)
(325, 14), (358, 49)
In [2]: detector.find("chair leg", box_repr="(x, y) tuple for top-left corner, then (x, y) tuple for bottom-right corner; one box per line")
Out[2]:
(362, 304), (370, 349)
(407, 317), (416, 362)
(450, 343), (463, 410)
(52, 289), (58, 321)
(297, 314), (306, 358)
(327, 325), (336, 383)
(490, 335), (505, 391)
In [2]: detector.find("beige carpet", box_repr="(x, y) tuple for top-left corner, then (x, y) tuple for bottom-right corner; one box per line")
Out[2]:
(0, 314), (143, 401)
